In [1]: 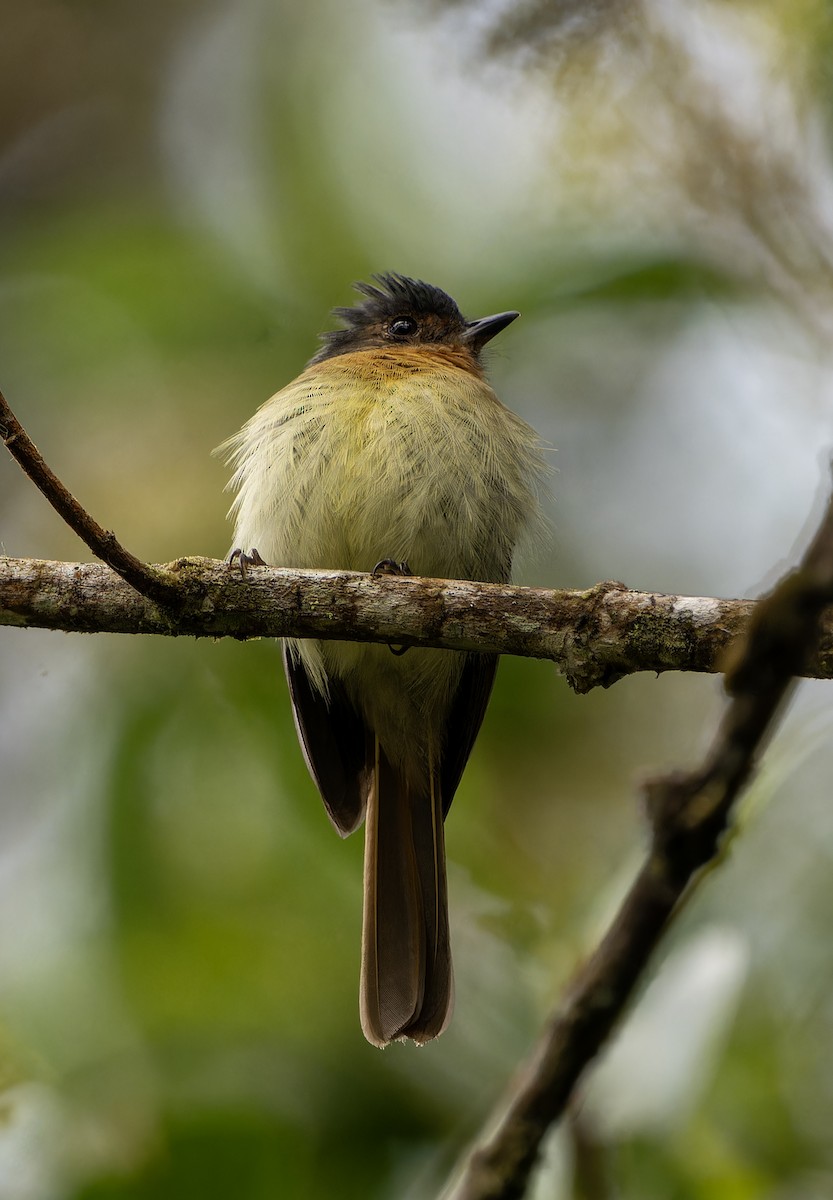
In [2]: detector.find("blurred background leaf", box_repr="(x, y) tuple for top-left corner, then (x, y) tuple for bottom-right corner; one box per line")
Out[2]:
(2, 0), (833, 1196)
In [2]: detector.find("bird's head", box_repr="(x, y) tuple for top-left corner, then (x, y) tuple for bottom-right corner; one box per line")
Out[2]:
(309, 273), (519, 365)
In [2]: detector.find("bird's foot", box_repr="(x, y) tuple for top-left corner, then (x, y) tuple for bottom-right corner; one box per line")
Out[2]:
(372, 559), (412, 655)
(372, 558), (412, 577)
(229, 547), (267, 579)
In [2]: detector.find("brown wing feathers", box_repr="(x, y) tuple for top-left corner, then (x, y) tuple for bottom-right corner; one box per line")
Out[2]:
(282, 646), (369, 837)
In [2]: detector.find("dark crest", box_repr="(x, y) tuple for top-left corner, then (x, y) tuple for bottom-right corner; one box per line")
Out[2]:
(310, 273), (466, 364)
(345, 274), (463, 324)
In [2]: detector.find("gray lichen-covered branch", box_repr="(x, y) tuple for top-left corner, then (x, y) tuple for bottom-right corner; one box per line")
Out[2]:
(2, 555), (833, 692)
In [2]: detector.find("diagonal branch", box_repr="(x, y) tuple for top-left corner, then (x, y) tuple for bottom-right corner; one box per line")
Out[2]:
(3, 556), (833, 690)
(0, 388), (181, 608)
(443, 484), (833, 1200)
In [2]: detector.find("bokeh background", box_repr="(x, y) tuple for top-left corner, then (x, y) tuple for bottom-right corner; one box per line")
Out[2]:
(3, 1), (833, 1196)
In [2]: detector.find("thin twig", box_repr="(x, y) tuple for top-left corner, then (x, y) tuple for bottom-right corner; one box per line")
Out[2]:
(0, 389), (181, 608)
(444, 482), (833, 1200)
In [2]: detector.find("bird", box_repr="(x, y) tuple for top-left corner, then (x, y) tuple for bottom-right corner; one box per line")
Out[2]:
(219, 273), (546, 1046)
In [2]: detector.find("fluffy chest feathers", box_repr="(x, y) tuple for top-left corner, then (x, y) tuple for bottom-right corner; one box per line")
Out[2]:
(225, 348), (542, 582)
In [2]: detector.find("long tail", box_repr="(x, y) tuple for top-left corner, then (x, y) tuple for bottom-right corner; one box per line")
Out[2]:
(360, 738), (453, 1047)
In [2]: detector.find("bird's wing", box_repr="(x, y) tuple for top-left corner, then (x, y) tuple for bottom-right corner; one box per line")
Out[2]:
(283, 645), (370, 837)
(439, 652), (500, 816)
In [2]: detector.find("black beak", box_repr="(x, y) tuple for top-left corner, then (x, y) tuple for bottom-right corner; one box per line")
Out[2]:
(464, 310), (520, 352)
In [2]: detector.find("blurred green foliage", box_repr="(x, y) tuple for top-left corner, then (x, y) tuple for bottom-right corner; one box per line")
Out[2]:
(3, 1), (833, 1197)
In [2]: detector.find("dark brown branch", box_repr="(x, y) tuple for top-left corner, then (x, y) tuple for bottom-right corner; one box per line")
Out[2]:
(3, 557), (833, 689)
(446, 483), (833, 1200)
(0, 389), (180, 608)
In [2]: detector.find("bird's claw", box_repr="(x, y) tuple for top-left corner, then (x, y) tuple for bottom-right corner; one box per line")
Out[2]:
(229, 547), (267, 578)
(371, 559), (412, 654)
(372, 558), (412, 577)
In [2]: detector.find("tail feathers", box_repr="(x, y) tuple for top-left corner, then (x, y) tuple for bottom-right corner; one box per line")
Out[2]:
(360, 741), (453, 1047)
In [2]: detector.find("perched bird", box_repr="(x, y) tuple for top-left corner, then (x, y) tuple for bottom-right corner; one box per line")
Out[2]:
(220, 274), (545, 1046)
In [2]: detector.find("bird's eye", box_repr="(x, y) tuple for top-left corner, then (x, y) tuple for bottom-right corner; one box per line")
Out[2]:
(388, 316), (417, 338)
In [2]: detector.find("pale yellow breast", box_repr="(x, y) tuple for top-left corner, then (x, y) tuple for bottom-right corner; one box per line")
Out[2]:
(223, 349), (544, 583)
